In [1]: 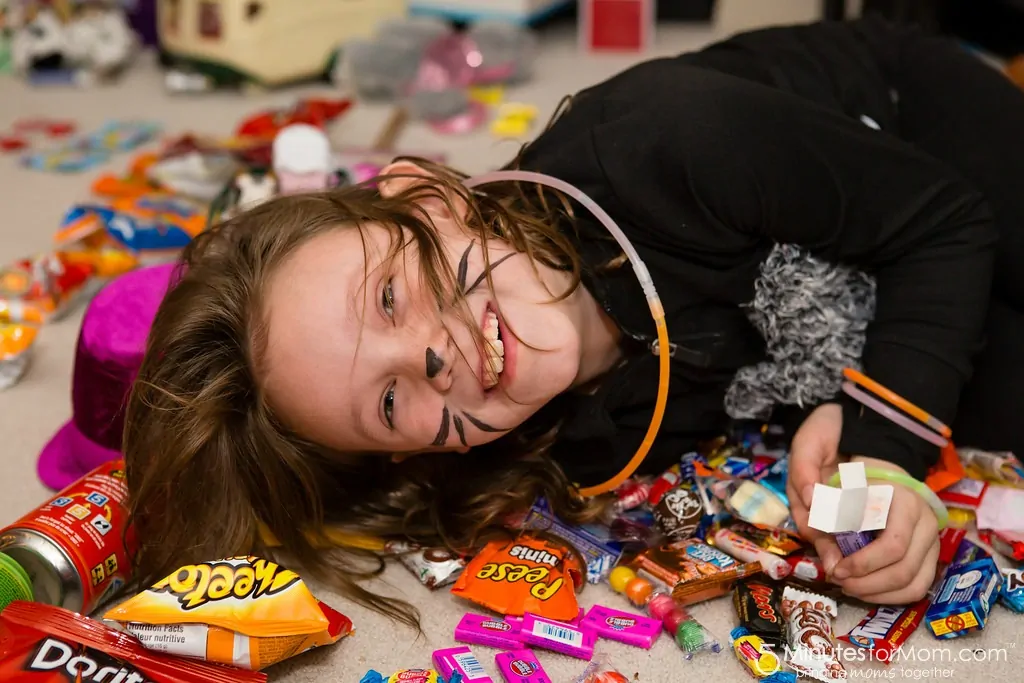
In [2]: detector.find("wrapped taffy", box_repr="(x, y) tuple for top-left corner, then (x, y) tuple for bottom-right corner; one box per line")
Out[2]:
(104, 556), (352, 670)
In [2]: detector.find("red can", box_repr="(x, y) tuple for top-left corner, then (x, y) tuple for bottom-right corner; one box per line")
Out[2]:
(0, 460), (134, 615)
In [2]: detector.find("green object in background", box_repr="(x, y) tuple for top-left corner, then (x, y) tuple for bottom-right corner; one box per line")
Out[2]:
(0, 552), (34, 613)
(0, 30), (11, 75)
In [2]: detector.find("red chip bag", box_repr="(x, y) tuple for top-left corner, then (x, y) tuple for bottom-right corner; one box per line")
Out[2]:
(450, 535), (582, 621)
(0, 601), (267, 683)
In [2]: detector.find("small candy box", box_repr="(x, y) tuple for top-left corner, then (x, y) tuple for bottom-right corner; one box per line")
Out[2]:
(433, 646), (493, 683)
(455, 613), (525, 650)
(495, 650), (551, 683)
(926, 542), (1001, 639)
(520, 613), (597, 660)
(581, 605), (661, 649)
(807, 462), (893, 556)
(999, 568), (1024, 613)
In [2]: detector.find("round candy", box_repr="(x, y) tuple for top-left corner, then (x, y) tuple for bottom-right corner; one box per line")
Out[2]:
(624, 576), (653, 606)
(647, 592), (675, 621)
(608, 566), (636, 594)
(654, 485), (704, 540)
(663, 605), (690, 635)
(676, 619), (708, 653)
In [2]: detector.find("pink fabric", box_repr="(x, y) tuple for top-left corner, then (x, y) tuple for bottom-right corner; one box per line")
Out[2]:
(38, 264), (176, 490)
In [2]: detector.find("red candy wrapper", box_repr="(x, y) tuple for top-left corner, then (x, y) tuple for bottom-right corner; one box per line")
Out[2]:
(839, 600), (928, 664)
(0, 601), (267, 683)
(978, 529), (1024, 562)
(938, 527), (968, 565)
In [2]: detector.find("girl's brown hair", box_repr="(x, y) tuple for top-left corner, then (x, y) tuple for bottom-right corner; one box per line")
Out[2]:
(123, 145), (610, 627)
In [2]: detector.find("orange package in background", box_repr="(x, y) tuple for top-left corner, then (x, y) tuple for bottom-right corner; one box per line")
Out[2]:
(0, 601), (267, 683)
(450, 535), (583, 621)
(104, 556), (352, 671)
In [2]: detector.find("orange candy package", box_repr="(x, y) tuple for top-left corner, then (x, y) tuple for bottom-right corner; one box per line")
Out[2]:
(450, 535), (583, 621)
(104, 556), (352, 671)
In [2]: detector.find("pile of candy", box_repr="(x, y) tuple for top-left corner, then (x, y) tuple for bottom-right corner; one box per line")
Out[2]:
(370, 425), (1024, 681)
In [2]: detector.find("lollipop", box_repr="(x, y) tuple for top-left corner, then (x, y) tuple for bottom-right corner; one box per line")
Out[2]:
(608, 566), (721, 659)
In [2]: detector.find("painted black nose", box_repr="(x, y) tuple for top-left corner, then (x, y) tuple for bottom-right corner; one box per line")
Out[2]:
(425, 347), (444, 379)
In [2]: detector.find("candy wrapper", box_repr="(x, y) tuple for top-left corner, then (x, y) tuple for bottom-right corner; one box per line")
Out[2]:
(839, 600), (928, 663)
(926, 542), (1001, 639)
(581, 604), (661, 649)
(627, 539), (761, 605)
(724, 521), (804, 557)
(0, 320), (38, 390)
(0, 601), (267, 683)
(385, 540), (467, 590)
(719, 480), (791, 528)
(733, 579), (785, 648)
(1000, 568), (1024, 613)
(433, 646), (492, 683)
(520, 612), (597, 659)
(454, 612), (525, 649)
(495, 649), (550, 683)
(780, 586), (845, 682)
(653, 485), (704, 540)
(958, 448), (1024, 485)
(979, 528), (1024, 562)
(103, 556), (352, 670)
(712, 529), (790, 579)
(450, 535), (582, 620)
(519, 498), (622, 583)
(937, 478), (989, 509)
(572, 653), (630, 683)
(361, 669), (442, 683)
(731, 626), (781, 678)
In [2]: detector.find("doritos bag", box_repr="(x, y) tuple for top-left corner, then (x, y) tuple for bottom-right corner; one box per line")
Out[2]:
(103, 556), (351, 670)
(0, 601), (266, 682)
(450, 535), (583, 621)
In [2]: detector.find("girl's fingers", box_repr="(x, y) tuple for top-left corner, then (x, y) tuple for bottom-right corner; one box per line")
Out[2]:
(836, 512), (938, 597)
(833, 489), (924, 579)
(812, 536), (843, 577)
(850, 540), (941, 605)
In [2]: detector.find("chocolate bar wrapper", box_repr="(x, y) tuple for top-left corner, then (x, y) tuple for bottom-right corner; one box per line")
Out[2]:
(839, 600), (928, 663)
(1000, 568), (1024, 613)
(781, 586), (844, 682)
(725, 521), (804, 557)
(386, 541), (466, 590)
(628, 539), (761, 606)
(835, 530), (876, 557)
(733, 579), (785, 648)
(926, 552), (1001, 639)
(520, 498), (622, 584)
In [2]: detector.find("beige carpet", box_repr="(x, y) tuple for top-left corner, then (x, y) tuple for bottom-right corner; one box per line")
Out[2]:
(1, 4), (1021, 681)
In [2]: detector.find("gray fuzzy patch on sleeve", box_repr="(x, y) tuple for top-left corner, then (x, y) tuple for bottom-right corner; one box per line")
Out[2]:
(724, 244), (877, 420)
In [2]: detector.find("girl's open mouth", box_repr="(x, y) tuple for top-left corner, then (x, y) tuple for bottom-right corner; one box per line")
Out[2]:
(481, 304), (504, 390)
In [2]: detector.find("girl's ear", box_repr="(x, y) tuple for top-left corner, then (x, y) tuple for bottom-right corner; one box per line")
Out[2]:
(378, 161), (468, 229)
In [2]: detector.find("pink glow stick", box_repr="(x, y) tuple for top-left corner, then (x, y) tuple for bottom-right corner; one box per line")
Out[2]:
(842, 382), (948, 447)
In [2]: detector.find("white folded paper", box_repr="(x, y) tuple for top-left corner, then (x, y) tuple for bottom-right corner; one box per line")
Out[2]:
(807, 462), (894, 534)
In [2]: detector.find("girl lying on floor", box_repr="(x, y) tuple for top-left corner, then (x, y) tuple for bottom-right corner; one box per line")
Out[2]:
(123, 17), (1024, 623)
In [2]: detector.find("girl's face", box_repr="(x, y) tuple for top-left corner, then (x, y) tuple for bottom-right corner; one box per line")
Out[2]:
(261, 165), (614, 457)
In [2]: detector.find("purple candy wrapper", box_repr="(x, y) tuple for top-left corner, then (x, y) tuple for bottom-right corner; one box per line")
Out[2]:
(520, 613), (597, 660)
(495, 650), (551, 683)
(433, 646), (493, 682)
(835, 530), (876, 556)
(455, 612), (526, 650)
(582, 605), (661, 649)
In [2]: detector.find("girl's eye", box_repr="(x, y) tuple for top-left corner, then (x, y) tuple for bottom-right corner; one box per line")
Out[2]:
(382, 278), (396, 319)
(382, 381), (396, 430)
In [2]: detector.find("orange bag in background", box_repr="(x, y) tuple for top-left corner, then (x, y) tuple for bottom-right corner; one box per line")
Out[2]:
(104, 556), (352, 670)
(450, 535), (583, 621)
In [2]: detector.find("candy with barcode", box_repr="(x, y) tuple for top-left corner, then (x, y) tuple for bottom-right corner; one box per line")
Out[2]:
(495, 649), (551, 683)
(450, 535), (582, 620)
(454, 613), (525, 650)
(520, 613), (597, 659)
(838, 600), (928, 663)
(433, 646), (493, 683)
(581, 604), (661, 649)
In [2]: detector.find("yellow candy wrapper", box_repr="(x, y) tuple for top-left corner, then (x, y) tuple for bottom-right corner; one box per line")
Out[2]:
(104, 556), (352, 670)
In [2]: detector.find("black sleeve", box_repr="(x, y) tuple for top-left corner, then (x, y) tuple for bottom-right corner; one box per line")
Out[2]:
(594, 70), (996, 479)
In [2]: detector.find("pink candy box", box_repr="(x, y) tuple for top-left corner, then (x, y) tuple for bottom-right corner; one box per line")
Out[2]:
(495, 649), (551, 683)
(433, 646), (493, 682)
(582, 604), (662, 649)
(455, 613), (525, 650)
(520, 613), (596, 660)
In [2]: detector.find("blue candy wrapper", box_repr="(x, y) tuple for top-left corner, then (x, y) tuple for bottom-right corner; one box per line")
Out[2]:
(926, 543), (1001, 639)
(1000, 568), (1024, 613)
(520, 498), (622, 583)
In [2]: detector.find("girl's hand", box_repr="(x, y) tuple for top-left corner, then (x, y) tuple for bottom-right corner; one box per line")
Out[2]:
(831, 456), (940, 604)
(787, 403), (846, 577)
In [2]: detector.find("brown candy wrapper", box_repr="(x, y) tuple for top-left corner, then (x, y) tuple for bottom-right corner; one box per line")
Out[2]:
(725, 521), (805, 557)
(781, 586), (845, 681)
(627, 539), (761, 606)
(653, 486), (704, 540)
(385, 541), (467, 590)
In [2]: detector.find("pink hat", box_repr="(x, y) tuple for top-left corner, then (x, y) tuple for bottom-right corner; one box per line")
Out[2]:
(37, 263), (176, 490)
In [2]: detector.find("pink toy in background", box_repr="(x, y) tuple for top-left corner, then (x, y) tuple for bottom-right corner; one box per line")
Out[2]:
(579, 0), (655, 53)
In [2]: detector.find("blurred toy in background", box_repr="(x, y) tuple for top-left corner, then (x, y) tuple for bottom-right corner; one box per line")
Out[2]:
(158, 0), (406, 92)
(0, 317), (37, 390)
(21, 119), (160, 172)
(337, 17), (537, 135)
(9, 0), (137, 85)
(273, 123), (334, 194)
(579, 0), (656, 53)
(0, 252), (97, 322)
(408, 0), (572, 25)
(0, 0), (12, 73)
